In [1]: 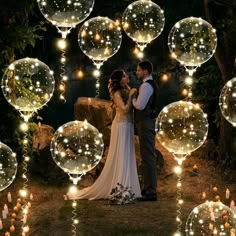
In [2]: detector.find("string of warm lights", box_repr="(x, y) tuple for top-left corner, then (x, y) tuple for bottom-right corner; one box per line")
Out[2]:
(57, 39), (68, 102)
(19, 121), (31, 236)
(71, 200), (78, 236)
(68, 180), (81, 236)
(92, 69), (101, 98)
(173, 162), (184, 236)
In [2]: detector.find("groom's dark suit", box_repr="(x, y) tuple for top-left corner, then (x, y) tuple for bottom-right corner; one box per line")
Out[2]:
(133, 78), (157, 200)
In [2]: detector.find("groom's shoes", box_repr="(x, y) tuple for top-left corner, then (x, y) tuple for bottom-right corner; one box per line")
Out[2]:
(137, 192), (157, 201)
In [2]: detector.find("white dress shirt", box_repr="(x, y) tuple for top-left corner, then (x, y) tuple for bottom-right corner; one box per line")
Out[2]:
(132, 75), (154, 110)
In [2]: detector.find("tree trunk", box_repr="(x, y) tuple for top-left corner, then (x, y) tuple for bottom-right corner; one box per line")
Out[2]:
(204, 0), (235, 160)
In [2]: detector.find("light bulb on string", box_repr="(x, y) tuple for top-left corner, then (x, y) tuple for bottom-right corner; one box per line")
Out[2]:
(57, 38), (67, 50)
(77, 69), (84, 80)
(161, 73), (169, 82)
(182, 88), (188, 97)
(92, 69), (101, 97)
(185, 76), (193, 86)
(133, 46), (144, 59)
(56, 38), (68, 103)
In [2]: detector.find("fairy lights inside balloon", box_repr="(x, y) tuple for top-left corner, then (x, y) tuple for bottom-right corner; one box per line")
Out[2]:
(78, 16), (122, 69)
(219, 77), (236, 127)
(1, 58), (55, 122)
(37, 0), (95, 38)
(50, 120), (104, 185)
(0, 142), (17, 192)
(168, 17), (217, 76)
(78, 16), (122, 97)
(122, 0), (165, 51)
(156, 101), (208, 159)
(186, 201), (236, 236)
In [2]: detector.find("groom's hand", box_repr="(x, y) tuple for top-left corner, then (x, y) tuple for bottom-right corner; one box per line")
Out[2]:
(130, 88), (137, 98)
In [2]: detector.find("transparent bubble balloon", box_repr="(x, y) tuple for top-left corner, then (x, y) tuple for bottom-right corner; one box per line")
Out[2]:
(168, 17), (217, 75)
(0, 142), (18, 192)
(37, 0), (94, 38)
(219, 77), (236, 127)
(186, 201), (236, 236)
(1, 58), (55, 121)
(156, 101), (208, 155)
(51, 120), (104, 184)
(78, 16), (122, 69)
(122, 0), (165, 51)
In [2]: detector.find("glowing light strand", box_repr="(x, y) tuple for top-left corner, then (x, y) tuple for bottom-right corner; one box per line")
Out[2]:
(92, 70), (101, 98)
(20, 127), (31, 235)
(95, 79), (100, 98)
(71, 200), (78, 236)
(59, 47), (67, 103)
(173, 153), (189, 235)
(176, 171), (183, 235)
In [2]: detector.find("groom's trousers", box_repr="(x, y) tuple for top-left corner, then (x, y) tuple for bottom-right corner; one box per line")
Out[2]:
(137, 118), (157, 195)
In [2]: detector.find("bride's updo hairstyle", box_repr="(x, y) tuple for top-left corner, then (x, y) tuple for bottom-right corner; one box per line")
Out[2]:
(108, 69), (129, 104)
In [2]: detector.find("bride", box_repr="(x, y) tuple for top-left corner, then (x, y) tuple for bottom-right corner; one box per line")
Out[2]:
(68, 69), (141, 200)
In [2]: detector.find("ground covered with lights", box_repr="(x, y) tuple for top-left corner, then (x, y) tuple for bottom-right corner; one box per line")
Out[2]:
(1, 141), (236, 236)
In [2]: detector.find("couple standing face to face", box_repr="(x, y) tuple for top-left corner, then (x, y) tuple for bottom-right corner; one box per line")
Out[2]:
(109, 63), (150, 92)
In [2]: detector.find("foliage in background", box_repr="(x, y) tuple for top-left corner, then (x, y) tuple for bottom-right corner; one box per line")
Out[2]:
(191, 64), (223, 142)
(0, 0), (46, 157)
(0, 0), (46, 68)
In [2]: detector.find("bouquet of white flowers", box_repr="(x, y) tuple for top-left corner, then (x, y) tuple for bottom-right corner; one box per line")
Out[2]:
(109, 183), (135, 205)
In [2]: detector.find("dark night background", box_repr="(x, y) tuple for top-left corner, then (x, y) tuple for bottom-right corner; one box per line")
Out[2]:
(0, 0), (235, 162)
(20, 0), (207, 128)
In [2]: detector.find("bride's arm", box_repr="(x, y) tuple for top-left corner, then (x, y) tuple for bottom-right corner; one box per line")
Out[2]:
(113, 91), (132, 112)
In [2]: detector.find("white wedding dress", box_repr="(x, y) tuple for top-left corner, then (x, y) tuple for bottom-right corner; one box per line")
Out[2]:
(69, 91), (141, 200)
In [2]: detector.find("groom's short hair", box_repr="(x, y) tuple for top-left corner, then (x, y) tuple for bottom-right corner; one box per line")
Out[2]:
(138, 60), (153, 74)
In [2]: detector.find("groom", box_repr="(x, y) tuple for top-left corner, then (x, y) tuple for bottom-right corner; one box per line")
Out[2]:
(132, 60), (157, 201)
